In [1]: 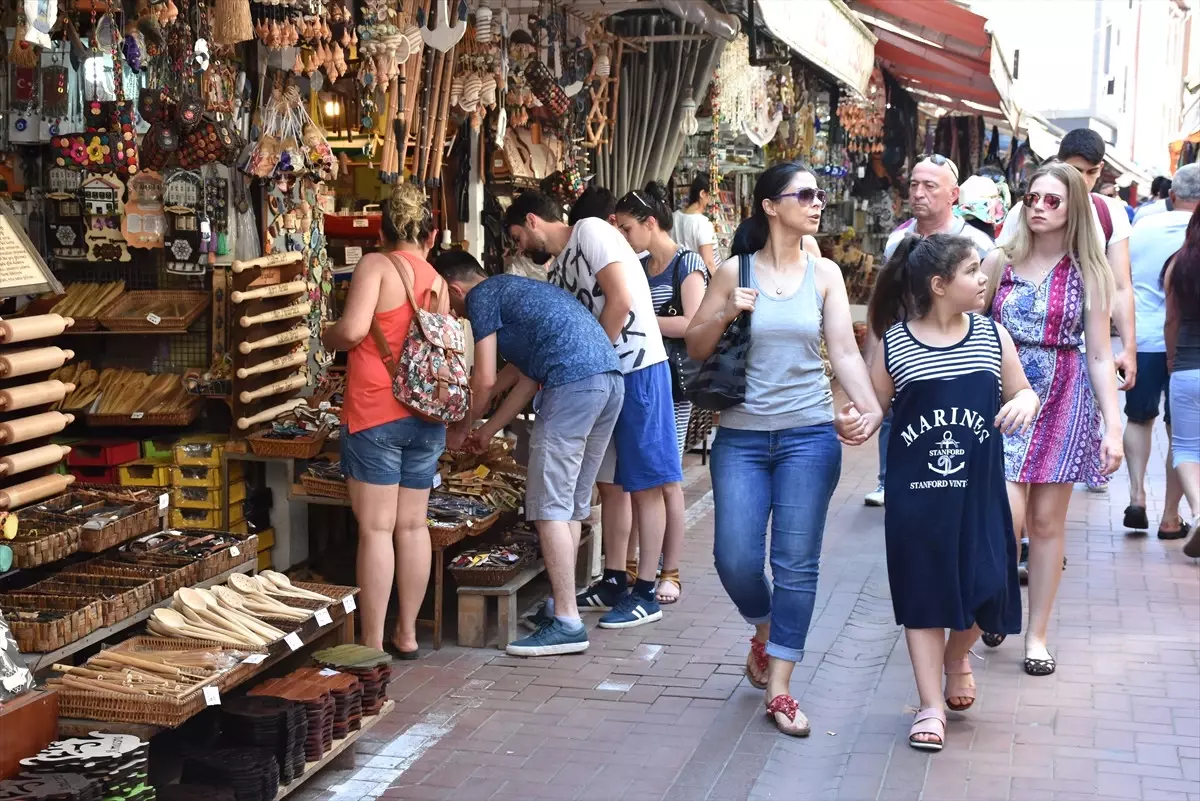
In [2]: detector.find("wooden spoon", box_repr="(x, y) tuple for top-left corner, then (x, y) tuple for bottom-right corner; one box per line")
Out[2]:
(152, 608), (248, 644)
(193, 587), (285, 640)
(260, 570), (332, 601)
(174, 589), (265, 645)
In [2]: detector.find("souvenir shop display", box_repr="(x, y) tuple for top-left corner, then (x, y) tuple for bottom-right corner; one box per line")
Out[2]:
(7, 733), (153, 801)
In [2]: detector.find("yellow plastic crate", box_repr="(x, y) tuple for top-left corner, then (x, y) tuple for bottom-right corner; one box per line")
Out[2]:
(170, 506), (245, 529)
(255, 527), (275, 552)
(119, 460), (171, 487)
(173, 435), (227, 467)
(229, 520), (249, 535)
(172, 481), (247, 510)
(171, 462), (242, 488)
(257, 549), (273, 571)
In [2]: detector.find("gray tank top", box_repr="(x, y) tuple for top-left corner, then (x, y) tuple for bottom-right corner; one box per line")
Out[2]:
(720, 253), (835, 431)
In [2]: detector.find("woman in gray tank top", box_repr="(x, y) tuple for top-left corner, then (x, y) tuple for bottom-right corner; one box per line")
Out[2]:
(686, 162), (884, 736)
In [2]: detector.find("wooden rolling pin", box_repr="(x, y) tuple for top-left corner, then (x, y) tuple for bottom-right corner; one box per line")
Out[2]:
(0, 380), (75, 412)
(231, 251), (304, 273)
(239, 302), (311, 328)
(236, 398), (305, 430)
(236, 350), (308, 380)
(0, 315), (75, 344)
(0, 444), (72, 477)
(0, 474), (75, 509)
(238, 326), (311, 355)
(231, 280), (308, 304)
(0, 412), (75, 444)
(238, 375), (306, 404)
(0, 348), (74, 378)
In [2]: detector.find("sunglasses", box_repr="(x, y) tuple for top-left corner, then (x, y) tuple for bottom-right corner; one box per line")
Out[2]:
(774, 187), (827, 206)
(1023, 191), (1064, 211)
(921, 154), (960, 181)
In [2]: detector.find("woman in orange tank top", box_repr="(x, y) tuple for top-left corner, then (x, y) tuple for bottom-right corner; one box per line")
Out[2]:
(322, 184), (446, 658)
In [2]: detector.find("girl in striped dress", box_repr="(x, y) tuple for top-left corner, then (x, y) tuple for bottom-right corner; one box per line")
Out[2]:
(837, 233), (1039, 752)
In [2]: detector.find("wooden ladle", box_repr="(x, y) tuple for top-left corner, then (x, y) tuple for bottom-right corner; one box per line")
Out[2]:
(191, 587), (285, 641)
(174, 589), (266, 646)
(151, 608), (248, 644)
(259, 570), (332, 601)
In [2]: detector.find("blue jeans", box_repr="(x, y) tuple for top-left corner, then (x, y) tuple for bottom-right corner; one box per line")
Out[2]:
(711, 423), (842, 662)
(877, 412), (892, 484)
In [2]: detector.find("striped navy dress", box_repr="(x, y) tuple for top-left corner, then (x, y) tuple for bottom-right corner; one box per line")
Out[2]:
(645, 249), (707, 456)
(881, 313), (1021, 633)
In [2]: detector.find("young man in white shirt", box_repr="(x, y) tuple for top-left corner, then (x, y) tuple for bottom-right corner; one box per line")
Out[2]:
(505, 191), (683, 630)
(1121, 164), (1199, 539)
(863, 155), (996, 507)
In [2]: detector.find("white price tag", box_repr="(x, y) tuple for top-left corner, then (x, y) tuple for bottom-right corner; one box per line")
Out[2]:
(319, 668), (339, 677)
(352, 218), (369, 228)
(284, 632), (303, 651)
(203, 686), (221, 706)
(158, 493), (169, 511)
(230, 546), (240, 558)
(432, 473), (442, 488)
(341, 595), (356, 614)
(344, 246), (363, 264)
(314, 607), (332, 627)
(318, 401), (331, 411)
(242, 653), (268, 665)
(131, 412), (145, 420)
(146, 313), (162, 326)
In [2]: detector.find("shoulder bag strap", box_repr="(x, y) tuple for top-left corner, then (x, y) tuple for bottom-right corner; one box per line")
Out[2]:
(369, 251), (431, 381)
(1090, 193), (1114, 245)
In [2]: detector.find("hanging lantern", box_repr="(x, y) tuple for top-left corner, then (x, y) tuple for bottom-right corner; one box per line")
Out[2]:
(680, 88), (699, 137)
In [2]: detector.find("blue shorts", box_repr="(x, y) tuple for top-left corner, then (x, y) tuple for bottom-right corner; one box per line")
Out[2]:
(605, 361), (684, 492)
(341, 417), (446, 489)
(1124, 351), (1170, 425)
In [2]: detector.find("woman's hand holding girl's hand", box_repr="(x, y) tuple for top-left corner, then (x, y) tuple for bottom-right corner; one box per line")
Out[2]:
(994, 388), (1040, 436)
(1100, 425), (1125, 475)
(723, 287), (758, 320)
(835, 402), (869, 445)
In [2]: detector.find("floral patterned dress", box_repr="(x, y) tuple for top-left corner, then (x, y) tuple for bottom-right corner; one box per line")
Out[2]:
(992, 256), (1105, 485)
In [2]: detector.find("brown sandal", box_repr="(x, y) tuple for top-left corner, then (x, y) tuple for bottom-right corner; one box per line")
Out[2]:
(745, 637), (768, 689)
(656, 569), (681, 604)
(765, 694), (810, 737)
(944, 656), (976, 711)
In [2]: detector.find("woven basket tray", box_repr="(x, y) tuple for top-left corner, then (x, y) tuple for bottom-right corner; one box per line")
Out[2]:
(30, 574), (157, 627)
(247, 428), (328, 459)
(88, 399), (201, 428)
(97, 290), (211, 331)
(60, 561), (180, 603)
(450, 556), (531, 588)
(430, 510), (500, 549)
(0, 593), (104, 653)
(78, 501), (161, 552)
(300, 473), (348, 500)
(8, 515), (83, 569)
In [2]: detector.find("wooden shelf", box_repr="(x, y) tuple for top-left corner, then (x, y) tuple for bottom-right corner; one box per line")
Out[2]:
(274, 700), (395, 800)
(19, 560), (256, 672)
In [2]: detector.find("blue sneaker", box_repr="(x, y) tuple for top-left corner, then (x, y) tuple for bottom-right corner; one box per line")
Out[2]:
(576, 576), (627, 611)
(521, 600), (553, 631)
(507, 618), (589, 657)
(597, 593), (662, 629)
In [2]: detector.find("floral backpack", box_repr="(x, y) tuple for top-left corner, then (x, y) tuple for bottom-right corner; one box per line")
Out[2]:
(370, 252), (471, 424)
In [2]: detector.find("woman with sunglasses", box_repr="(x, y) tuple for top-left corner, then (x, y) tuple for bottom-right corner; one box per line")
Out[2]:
(612, 182), (705, 605)
(981, 162), (1123, 677)
(686, 161), (882, 736)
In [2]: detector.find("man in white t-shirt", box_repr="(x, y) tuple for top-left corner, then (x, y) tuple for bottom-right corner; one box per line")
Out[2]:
(996, 129), (1137, 392)
(505, 191), (682, 632)
(1119, 164), (1199, 538)
(864, 155), (997, 507)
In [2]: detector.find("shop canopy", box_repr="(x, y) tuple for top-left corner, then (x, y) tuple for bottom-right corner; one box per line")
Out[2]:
(753, 0), (878, 96)
(847, 0), (1019, 129)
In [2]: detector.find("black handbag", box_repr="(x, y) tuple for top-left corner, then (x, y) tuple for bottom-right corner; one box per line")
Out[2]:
(686, 253), (752, 411)
(657, 251), (700, 403)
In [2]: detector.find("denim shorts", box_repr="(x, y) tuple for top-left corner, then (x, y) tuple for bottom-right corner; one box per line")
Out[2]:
(341, 417), (447, 489)
(1124, 351), (1171, 424)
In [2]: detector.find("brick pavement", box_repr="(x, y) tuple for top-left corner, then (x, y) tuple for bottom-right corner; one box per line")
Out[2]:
(297, 418), (1199, 801)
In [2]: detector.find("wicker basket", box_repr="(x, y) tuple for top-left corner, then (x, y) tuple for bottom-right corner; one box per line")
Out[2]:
(8, 516), (83, 569)
(87, 400), (201, 428)
(77, 501), (161, 552)
(430, 510), (500, 549)
(29, 575), (157, 627)
(60, 561), (179, 603)
(450, 556), (532, 588)
(97, 290), (211, 331)
(247, 428), (328, 459)
(0, 594), (104, 653)
(300, 473), (348, 500)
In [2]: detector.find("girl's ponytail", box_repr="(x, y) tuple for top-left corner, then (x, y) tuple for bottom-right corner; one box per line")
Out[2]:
(868, 234), (921, 338)
(867, 233), (977, 337)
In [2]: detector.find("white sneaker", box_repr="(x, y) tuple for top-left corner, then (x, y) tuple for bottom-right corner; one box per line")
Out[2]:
(1086, 484), (1108, 494)
(864, 485), (885, 507)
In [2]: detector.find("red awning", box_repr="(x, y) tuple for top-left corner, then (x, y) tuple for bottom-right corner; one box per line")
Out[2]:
(850, 0), (1014, 119)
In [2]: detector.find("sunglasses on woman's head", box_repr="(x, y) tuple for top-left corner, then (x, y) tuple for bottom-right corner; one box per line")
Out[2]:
(774, 187), (827, 206)
(1023, 191), (1064, 210)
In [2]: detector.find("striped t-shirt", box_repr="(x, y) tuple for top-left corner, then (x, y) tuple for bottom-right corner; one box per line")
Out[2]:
(883, 313), (1002, 395)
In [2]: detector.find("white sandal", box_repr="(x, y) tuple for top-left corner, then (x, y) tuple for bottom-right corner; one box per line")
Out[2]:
(909, 707), (946, 752)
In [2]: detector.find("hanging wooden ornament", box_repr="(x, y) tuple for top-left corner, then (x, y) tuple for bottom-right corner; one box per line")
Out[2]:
(164, 170), (204, 274)
(80, 173), (131, 262)
(122, 170), (166, 248)
(47, 168), (87, 260)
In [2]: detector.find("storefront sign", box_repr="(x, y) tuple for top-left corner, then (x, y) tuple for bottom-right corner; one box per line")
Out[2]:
(0, 202), (62, 299)
(755, 0), (877, 95)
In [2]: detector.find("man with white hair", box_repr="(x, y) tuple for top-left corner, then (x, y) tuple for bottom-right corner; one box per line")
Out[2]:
(864, 156), (995, 507)
(1121, 163), (1200, 539)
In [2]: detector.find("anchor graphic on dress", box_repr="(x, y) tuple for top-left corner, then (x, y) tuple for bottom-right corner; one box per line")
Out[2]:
(928, 430), (966, 477)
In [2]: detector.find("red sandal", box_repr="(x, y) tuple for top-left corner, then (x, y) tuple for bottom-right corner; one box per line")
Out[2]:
(765, 694), (810, 737)
(745, 637), (768, 689)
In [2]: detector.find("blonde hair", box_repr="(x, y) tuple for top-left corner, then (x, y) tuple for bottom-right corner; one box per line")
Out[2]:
(994, 162), (1113, 311)
(385, 183), (435, 244)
